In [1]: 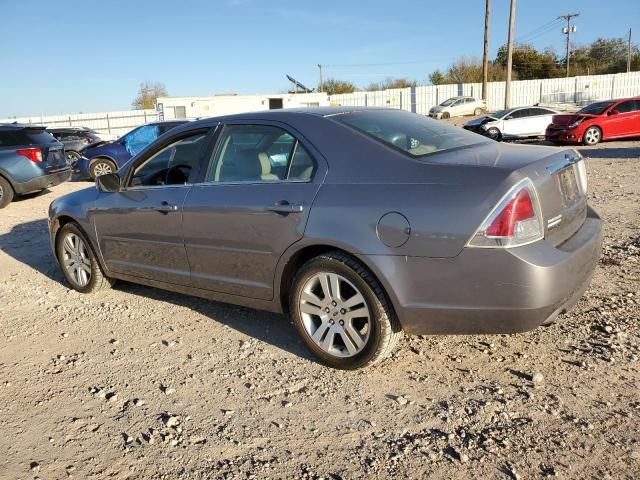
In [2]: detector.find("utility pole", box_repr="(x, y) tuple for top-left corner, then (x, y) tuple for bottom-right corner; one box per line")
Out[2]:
(482, 0), (491, 102)
(504, 0), (516, 109)
(317, 64), (324, 93)
(559, 13), (579, 77)
(628, 29), (632, 73)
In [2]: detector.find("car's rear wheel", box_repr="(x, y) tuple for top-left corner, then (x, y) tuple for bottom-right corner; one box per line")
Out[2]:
(290, 252), (402, 369)
(90, 158), (116, 179)
(473, 107), (483, 115)
(0, 176), (14, 209)
(487, 127), (502, 141)
(56, 223), (114, 293)
(441, 112), (450, 119)
(583, 126), (602, 146)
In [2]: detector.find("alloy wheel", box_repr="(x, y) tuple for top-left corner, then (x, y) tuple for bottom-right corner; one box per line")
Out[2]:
(62, 233), (92, 287)
(584, 127), (600, 145)
(93, 162), (113, 177)
(299, 272), (371, 357)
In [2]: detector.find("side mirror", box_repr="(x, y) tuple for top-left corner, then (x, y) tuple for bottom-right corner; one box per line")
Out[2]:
(96, 172), (121, 193)
(505, 115), (513, 120)
(608, 109), (619, 116)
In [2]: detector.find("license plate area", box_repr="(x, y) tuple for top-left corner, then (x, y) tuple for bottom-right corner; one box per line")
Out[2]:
(557, 166), (580, 207)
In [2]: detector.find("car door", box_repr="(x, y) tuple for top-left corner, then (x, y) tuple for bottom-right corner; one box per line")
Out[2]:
(92, 128), (214, 286)
(605, 100), (640, 137)
(529, 108), (556, 136)
(182, 122), (326, 300)
(501, 108), (532, 137)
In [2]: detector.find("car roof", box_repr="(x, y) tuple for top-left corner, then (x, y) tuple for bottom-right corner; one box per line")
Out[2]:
(0, 123), (47, 131)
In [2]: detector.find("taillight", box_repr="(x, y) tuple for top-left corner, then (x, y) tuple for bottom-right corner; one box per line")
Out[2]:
(16, 148), (43, 163)
(468, 178), (544, 248)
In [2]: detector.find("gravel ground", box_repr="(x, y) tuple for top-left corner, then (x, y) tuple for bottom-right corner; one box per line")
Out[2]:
(0, 140), (638, 479)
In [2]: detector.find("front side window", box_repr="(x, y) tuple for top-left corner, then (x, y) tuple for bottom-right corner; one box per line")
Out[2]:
(579, 101), (615, 115)
(207, 125), (316, 183)
(332, 109), (486, 158)
(130, 132), (207, 187)
(124, 124), (160, 156)
(615, 101), (637, 114)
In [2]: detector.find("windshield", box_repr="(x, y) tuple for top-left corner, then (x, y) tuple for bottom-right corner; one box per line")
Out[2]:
(332, 109), (487, 158)
(492, 109), (514, 119)
(440, 98), (458, 107)
(578, 101), (614, 115)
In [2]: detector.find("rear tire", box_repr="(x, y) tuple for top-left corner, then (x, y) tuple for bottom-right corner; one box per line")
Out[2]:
(56, 222), (114, 293)
(90, 158), (116, 179)
(290, 251), (402, 369)
(65, 151), (81, 166)
(473, 107), (483, 115)
(0, 176), (14, 209)
(582, 126), (602, 146)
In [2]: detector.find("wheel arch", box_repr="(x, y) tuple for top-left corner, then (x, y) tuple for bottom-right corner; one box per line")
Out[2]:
(276, 243), (400, 323)
(53, 214), (107, 272)
(0, 169), (17, 191)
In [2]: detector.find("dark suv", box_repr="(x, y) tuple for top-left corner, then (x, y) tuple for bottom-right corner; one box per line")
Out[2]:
(48, 127), (103, 166)
(0, 124), (71, 208)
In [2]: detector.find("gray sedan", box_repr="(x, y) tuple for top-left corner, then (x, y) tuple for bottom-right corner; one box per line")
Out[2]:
(48, 108), (602, 369)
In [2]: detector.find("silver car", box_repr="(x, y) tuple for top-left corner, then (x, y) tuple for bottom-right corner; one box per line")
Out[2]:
(429, 96), (487, 119)
(48, 108), (602, 369)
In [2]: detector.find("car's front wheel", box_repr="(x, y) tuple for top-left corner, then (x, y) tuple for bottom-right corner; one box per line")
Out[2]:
(90, 158), (116, 179)
(583, 126), (602, 145)
(487, 127), (502, 141)
(290, 252), (402, 369)
(441, 111), (451, 119)
(0, 176), (14, 209)
(56, 223), (114, 293)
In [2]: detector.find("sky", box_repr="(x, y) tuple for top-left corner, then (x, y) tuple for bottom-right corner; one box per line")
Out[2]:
(1, 0), (638, 117)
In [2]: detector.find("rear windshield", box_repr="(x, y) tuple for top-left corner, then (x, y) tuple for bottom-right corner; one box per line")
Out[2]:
(578, 101), (614, 115)
(332, 109), (487, 158)
(0, 129), (57, 147)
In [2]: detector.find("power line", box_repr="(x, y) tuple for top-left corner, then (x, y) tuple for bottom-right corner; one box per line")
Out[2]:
(322, 58), (452, 68)
(516, 18), (563, 43)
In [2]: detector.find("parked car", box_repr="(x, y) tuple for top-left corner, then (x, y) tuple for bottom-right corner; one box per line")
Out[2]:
(48, 108), (602, 369)
(546, 97), (640, 145)
(429, 96), (486, 119)
(463, 106), (557, 141)
(0, 124), (71, 209)
(48, 127), (103, 166)
(75, 120), (188, 179)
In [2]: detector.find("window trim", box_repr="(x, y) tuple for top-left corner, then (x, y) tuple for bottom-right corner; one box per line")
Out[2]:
(203, 123), (318, 185)
(121, 126), (217, 191)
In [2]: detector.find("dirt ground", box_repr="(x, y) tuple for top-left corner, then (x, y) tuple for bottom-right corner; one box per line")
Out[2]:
(0, 139), (639, 480)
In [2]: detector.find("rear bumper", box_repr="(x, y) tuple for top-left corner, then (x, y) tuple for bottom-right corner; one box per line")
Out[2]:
(364, 207), (603, 335)
(13, 168), (72, 195)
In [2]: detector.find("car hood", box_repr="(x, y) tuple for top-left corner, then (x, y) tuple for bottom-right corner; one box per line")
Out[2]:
(551, 113), (597, 126)
(464, 116), (499, 127)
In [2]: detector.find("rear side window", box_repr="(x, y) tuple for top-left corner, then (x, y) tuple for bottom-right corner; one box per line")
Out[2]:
(0, 129), (56, 147)
(332, 110), (486, 158)
(207, 124), (316, 183)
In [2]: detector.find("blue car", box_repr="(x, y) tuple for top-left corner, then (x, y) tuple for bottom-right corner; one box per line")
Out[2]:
(0, 124), (71, 209)
(76, 120), (187, 179)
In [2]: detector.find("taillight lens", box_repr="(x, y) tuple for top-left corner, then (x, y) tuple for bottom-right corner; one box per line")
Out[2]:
(468, 178), (544, 248)
(16, 148), (43, 163)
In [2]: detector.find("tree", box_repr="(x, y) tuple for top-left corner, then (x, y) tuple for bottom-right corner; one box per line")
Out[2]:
(366, 77), (417, 91)
(131, 81), (168, 110)
(321, 78), (356, 95)
(496, 44), (561, 80)
(429, 57), (506, 85)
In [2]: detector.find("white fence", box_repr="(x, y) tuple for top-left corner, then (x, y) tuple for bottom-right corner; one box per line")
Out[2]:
(0, 109), (159, 137)
(329, 71), (640, 113)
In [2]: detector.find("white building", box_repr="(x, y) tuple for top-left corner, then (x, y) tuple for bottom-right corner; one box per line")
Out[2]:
(156, 92), (329, 120)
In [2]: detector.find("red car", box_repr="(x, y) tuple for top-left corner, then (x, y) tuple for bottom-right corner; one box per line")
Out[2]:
(546, 97), (640, 145)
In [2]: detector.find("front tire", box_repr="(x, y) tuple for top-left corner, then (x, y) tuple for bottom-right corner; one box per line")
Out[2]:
(441, 111), (451, 120)
(56, 223), (114, 293)
(290, 252), (402, 369)
(487, 127), (502, 141)
(583, 126), (602, 145)
(0, 176), (14, 209)
(90, 158), (116, 179)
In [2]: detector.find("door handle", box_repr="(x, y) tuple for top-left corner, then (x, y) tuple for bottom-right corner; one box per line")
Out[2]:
(267, 201), (304, 214)
(155, 201), (179, 214)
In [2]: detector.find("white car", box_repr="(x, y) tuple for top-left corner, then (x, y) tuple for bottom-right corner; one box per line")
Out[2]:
(463, 106), (558, 141)
(428, 96), (486, 119)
